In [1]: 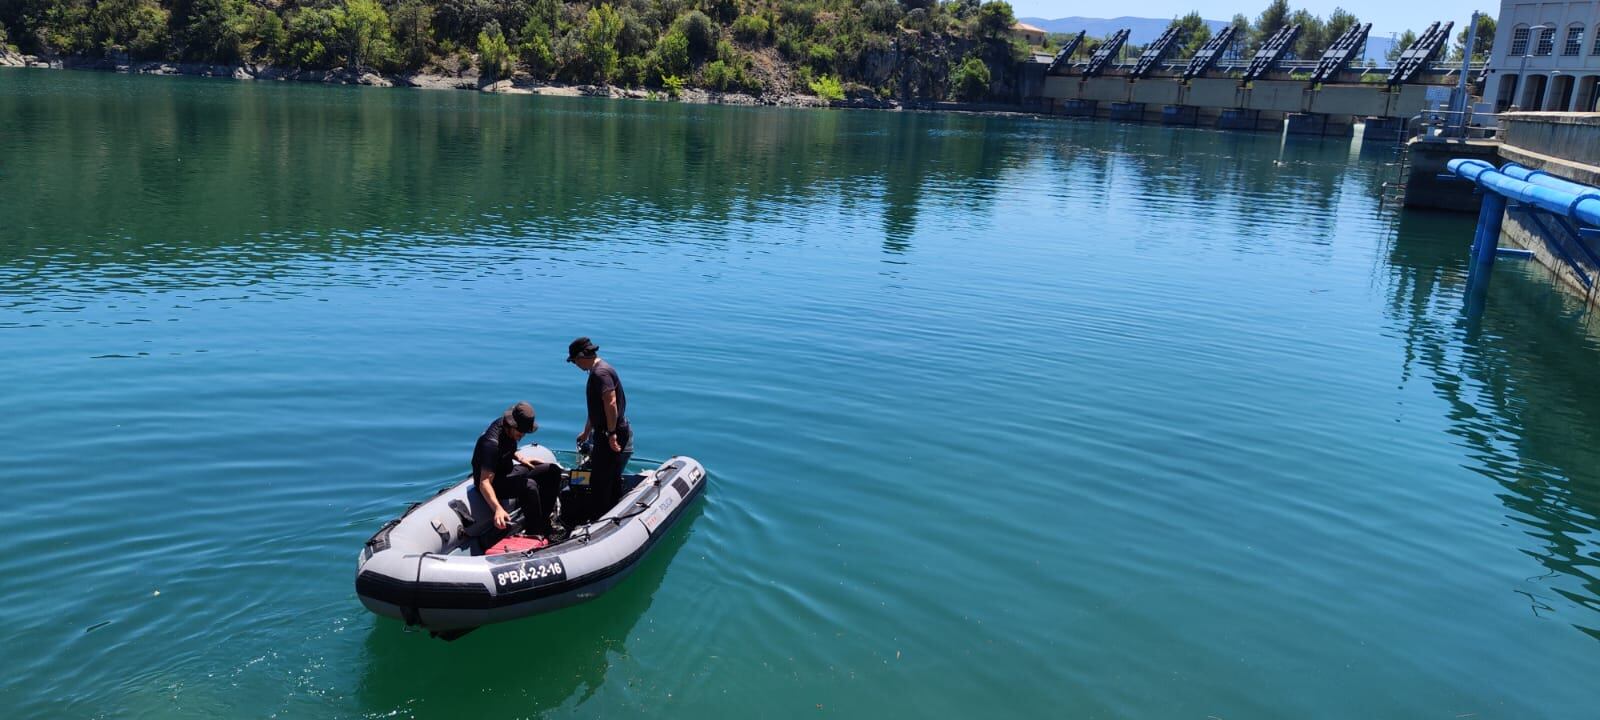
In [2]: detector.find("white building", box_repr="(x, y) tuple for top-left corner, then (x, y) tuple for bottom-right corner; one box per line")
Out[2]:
(1482, 1), (1600, 112)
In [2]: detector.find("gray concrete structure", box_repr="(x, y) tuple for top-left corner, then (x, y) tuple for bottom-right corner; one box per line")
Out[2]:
(1476, 114), (1600, 306)
(1481, 1), (1600, 112)
(1498, 112), (1600, 184)
(1040, 69), (1460, 132)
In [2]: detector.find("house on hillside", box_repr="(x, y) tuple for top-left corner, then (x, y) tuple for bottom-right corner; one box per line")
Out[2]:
(1011, 22), (1047, 47)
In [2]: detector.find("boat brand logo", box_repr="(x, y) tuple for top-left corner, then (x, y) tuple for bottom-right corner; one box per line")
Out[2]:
(641, 495), (675, 532)
(493, 556), (566, 594)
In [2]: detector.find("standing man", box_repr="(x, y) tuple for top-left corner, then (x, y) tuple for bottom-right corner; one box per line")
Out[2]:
(473, 401), (564, 537)
(568, 337), (632, 520)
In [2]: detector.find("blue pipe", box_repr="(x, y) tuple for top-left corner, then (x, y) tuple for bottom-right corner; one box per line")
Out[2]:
(1500, 163), (1597, 199)
(1448, 159), (1600, 227)
(1466, 190), (1507, 294)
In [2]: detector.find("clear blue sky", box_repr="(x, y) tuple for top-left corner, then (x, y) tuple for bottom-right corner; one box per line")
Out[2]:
(1007, 1), (1488, 35)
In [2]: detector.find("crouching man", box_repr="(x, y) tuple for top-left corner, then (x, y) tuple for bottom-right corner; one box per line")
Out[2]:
(473, 401), (563, 537)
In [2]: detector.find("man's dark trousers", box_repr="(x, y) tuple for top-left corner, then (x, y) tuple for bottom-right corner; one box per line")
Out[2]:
(589, 426), (633, 520)
(495, 463), (564, 535)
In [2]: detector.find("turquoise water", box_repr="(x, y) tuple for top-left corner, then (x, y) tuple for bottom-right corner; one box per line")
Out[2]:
(3, 69), (1599, 718)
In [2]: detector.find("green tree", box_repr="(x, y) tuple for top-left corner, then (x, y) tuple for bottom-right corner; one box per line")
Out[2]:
(861, 0), (902, 33)
(517, 0), (559, 76)
(1387, 29), (1417, 63)
(652, 27), (690, 79)
(185, 0), (280, 63)
(90, 0), (169, 58)
(950, 52), (989, 100)
(583, 3), (622, 82)
(1249, 0), (1289, 56)
(390, 0), (433, 71)
(673, 10), (714, 62)
(1170, 11), (1211, 58)
(336, 0), (393, 69)
(1226, 13), (1249, 60)
(25, 1), (92, 55)
(477, 20), (512, 79)
(1287, 9), (1324, 60)
(1454, 13), (1495, 61)
(287, 7), (339, 67)
(433, 0), (496, 46)
(974, 1), (1014, 41)
(613, 4), (651, 57)
(1323, 7), (1359, 46)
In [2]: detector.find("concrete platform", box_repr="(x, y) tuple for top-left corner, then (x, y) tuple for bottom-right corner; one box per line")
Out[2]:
(1404, 138), (1501, 212)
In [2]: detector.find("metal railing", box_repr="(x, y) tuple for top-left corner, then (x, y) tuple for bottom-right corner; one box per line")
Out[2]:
(1409, 108), (1500, 141)
(1047, 57), (1487, 80)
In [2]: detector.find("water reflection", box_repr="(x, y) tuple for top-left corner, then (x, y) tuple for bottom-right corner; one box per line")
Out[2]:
(0, 71), (1401, 309)
(1385, 209), (1600, 640)
(0, 74), (1054, 302)
(356, 502), (701, 716)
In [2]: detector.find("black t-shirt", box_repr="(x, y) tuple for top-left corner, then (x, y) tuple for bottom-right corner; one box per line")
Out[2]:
(586, 359), (628, 433)
(471, 418), (517, 482)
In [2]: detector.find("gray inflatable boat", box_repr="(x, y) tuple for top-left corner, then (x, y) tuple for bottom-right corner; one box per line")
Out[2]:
(356, 444), (706, 638)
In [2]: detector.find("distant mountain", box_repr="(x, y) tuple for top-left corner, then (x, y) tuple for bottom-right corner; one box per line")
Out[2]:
(1021, 16), (1400, 65)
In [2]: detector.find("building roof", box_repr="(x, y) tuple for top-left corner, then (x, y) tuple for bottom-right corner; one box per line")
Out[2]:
(1012, 22), (1046, 34)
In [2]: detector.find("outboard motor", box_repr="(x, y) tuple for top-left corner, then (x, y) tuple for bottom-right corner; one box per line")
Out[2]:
(560, 441), (597, 526)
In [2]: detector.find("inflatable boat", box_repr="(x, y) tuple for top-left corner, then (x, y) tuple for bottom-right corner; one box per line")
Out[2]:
(356, 444), (705, 638)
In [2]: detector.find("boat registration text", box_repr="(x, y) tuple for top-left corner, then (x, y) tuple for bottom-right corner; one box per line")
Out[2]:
(494, 557), (566, 593)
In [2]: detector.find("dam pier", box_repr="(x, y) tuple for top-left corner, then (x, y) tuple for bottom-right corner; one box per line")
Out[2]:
(1027, 20), (1476, 137)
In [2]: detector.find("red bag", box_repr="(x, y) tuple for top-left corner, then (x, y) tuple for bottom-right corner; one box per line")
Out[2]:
(486, 535), (549, 555)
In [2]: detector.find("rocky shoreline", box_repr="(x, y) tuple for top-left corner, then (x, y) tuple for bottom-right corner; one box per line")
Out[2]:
(0, 49), (1049, 115)
(0, 48), (870, 108)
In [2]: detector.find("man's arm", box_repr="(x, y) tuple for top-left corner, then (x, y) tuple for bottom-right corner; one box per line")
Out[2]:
(477, 471), (512, 530)
(603, 389), (621, 452)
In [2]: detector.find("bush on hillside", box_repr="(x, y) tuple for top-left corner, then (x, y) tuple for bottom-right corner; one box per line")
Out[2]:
(673, 10), (715, 61)
(731, 14), (770, 45)
(808, 73), (843, 101)
(950, 53), (990, 101)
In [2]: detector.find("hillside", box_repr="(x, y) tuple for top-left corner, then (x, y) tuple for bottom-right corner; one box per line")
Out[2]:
(0, 0), (1040, 102)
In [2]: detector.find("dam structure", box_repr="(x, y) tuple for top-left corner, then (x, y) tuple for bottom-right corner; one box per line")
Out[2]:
(1036, 20), (1481, 136)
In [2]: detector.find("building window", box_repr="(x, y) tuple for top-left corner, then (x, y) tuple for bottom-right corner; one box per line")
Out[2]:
(1594, 29), (1600, 55)
(1565, 24), (1584, 56)
(1511, 25), (1530, 56)
(1536, 27), (1556, 55)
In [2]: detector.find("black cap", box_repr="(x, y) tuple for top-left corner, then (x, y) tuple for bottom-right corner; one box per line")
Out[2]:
(566, 336), (599, 362)
(503, 401), (538, 433)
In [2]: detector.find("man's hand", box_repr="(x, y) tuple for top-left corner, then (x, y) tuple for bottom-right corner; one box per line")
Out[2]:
(493, 507), (511, 530)
(577, 430), (590, 445)
(608, 434), (621, 453)
(517, 455), (543, 469)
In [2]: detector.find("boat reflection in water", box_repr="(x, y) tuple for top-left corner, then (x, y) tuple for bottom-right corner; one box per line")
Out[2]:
(356, 500), (704, 715)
